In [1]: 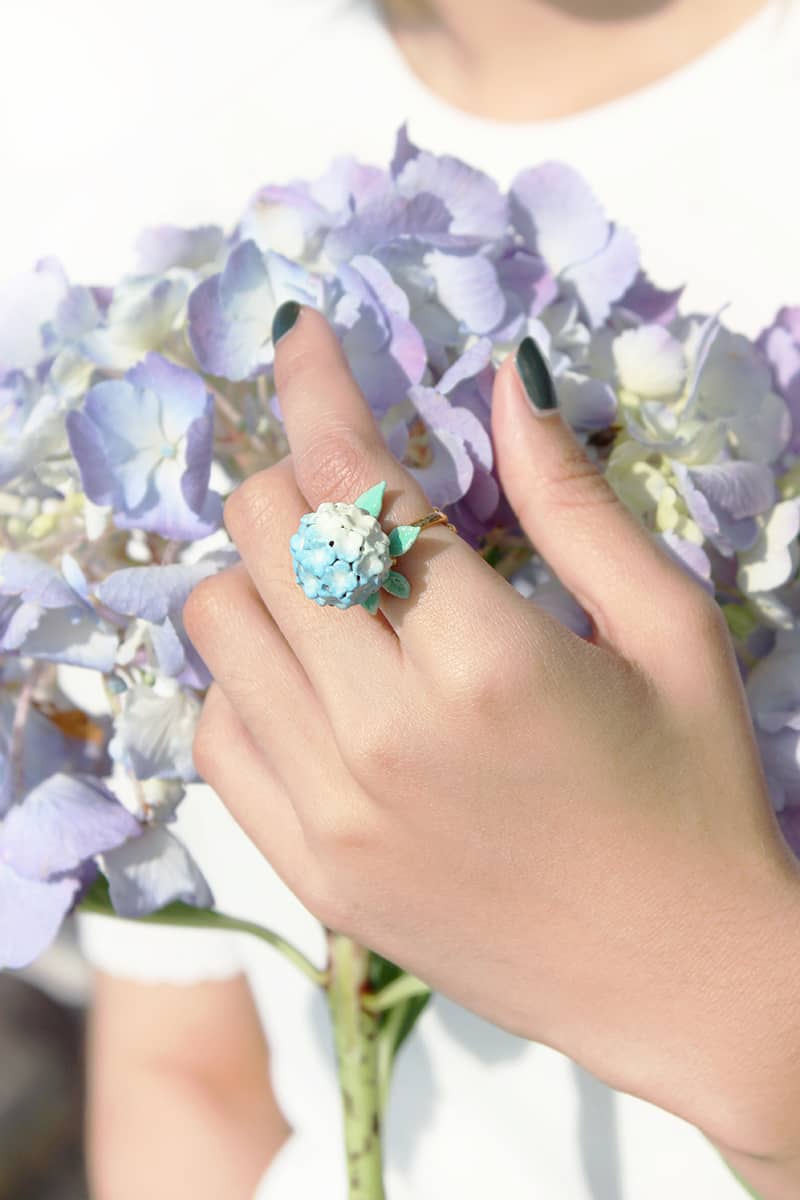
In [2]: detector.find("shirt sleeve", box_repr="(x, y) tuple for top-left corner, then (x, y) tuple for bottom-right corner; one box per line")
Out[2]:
(76, 784), (244, 984)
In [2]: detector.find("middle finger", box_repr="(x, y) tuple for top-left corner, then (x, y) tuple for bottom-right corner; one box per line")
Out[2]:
(249, 304), (519, 669)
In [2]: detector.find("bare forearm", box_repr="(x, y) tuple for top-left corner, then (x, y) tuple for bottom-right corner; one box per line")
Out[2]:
(86, 972), (289, 1200)
(88, 1061), (289, 1200)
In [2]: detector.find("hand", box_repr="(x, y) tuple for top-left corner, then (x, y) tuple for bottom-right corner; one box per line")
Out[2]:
(184, 305), (800, 1164)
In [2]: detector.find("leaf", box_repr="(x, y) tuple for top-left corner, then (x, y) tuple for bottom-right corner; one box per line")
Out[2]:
(390, 991), (433, 1061)
(369, 952), (432, 1055)
(382, 570), (411, 599)
(361, 590), (381, 615)
(369, 950), (403, 993)
(372, 950), (433, 1109)
(354, 480), (386, 519)
(388, 525), (420, 557)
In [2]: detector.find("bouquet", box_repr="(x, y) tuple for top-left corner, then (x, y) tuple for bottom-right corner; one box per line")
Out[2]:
(1, 123), (798, 1199)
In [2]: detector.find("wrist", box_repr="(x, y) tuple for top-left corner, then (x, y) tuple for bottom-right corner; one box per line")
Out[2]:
(688, 853), (800, 1162)
(710, 1142), (800, 1200)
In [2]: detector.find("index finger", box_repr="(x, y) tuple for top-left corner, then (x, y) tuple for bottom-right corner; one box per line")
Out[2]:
(271, 302), (522, 663)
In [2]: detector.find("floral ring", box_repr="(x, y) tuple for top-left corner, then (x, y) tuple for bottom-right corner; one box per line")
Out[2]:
(289, 480), (457, 615)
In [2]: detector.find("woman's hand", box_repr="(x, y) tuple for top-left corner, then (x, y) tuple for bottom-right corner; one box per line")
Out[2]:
(184, 305), (800, 1167)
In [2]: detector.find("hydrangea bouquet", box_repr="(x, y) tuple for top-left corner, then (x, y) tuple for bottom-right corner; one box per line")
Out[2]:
(1, 124), (798, 1199)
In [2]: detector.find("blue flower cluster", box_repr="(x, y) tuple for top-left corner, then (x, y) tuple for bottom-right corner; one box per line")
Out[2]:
(1, 124), (799, 970)
(290, 501), (392, 609)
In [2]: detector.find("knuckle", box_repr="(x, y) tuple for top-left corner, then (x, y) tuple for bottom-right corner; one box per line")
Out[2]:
(674, 587), (728, 645)
(341, 713), (408, 784)
(191, 695), (222, 782)
(293, 428), (372, 505)
(223, 469), (275, 542)
(307, 808), (374, 862)
(658, 585), (734, 706)
(537, 450), (619, 512)
(183, 573), (227, 643)
(437, 643), (518, 711)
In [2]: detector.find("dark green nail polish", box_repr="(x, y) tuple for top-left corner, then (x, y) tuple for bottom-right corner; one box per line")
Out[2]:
(515, 336), (559, 413)
(272, 300), (301, 345)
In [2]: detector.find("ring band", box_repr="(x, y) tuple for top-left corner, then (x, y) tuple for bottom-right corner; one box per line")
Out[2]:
(407, 508), (458, 535)
(289, 481), (457, 614)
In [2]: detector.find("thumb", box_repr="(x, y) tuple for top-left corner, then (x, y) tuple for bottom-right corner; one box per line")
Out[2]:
(491, 335), (695, 665)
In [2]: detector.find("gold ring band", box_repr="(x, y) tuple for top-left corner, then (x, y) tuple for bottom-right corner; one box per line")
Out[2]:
(407, 508), (458, 535)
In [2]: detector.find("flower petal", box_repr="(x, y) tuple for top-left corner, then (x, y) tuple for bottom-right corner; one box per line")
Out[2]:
(0, 864), (78, 969)
(100, 825), (213, 917)
(1, 773), (140, 881)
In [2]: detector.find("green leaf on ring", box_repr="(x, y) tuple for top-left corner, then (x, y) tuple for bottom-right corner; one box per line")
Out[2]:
(354, 480), (386, 519)
(388, 525), (420, 557)
(382, 570), (411, 599)
(361, 590), (381, 615)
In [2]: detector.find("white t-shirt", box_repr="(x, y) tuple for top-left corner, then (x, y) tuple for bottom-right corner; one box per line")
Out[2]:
(3, 1), (799, 1196)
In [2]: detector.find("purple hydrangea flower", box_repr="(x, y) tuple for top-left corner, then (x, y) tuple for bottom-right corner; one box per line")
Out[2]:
(323, 190), (459, 266)
(670, 460), (777, 557)
(493, 246), (558, 343)
(97, 553), (236, 689)
(0, 552), (118, 671)
(329, 255), (427, 415)
(77, 274), (188, 373)
(746, 636), (800, 816)
(0, 372), (66, 487)
(0, 258), (71, 373)
(390, 124), (509, 243)
(527, 304), (617, 430)
(109, 681), (201, 783)
(0, 773), (141, 968)
(66, 352), (222, 540)
(736, 499), (800, 595)
(393, 339), (503, 546)
(697, 326), (791, 464)
(618, 272), (684, 325)
(239, 155), (390, 261)
(0, 691), (111, 817)
(758, 307), (800, 456)
(99, 823), (212, 918)
(188, 239), (323, 380)
(510, 162), (639, 328)
(134, 224), (225, 275)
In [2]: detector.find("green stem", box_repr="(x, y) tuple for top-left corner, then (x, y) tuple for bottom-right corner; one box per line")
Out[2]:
(376, 1001), (407, 1116)
(363, 973), (431, 1014)
(326, 932), (385, 1200)
(79, 883), (327, 988)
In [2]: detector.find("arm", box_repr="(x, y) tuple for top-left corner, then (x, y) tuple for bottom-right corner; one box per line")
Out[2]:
(86, 970), (290, 1200)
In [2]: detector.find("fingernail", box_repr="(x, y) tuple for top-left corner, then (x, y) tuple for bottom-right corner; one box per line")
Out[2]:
(515, 336), (559, 414)
(272, 300), (301, 345)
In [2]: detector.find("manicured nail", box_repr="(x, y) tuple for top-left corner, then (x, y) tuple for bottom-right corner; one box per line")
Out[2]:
(515, 336), (559, 413)
(272, 300), (301, 345)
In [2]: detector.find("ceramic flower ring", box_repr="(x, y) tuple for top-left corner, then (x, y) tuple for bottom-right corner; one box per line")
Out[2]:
(289, 480), (457, 614)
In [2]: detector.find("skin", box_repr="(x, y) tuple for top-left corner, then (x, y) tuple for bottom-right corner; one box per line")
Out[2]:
(184, 307), (800, 1198)
(383, 0), (772, 120)
(87, 972), (290, 1198)
(91, 3), (792, 1194)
